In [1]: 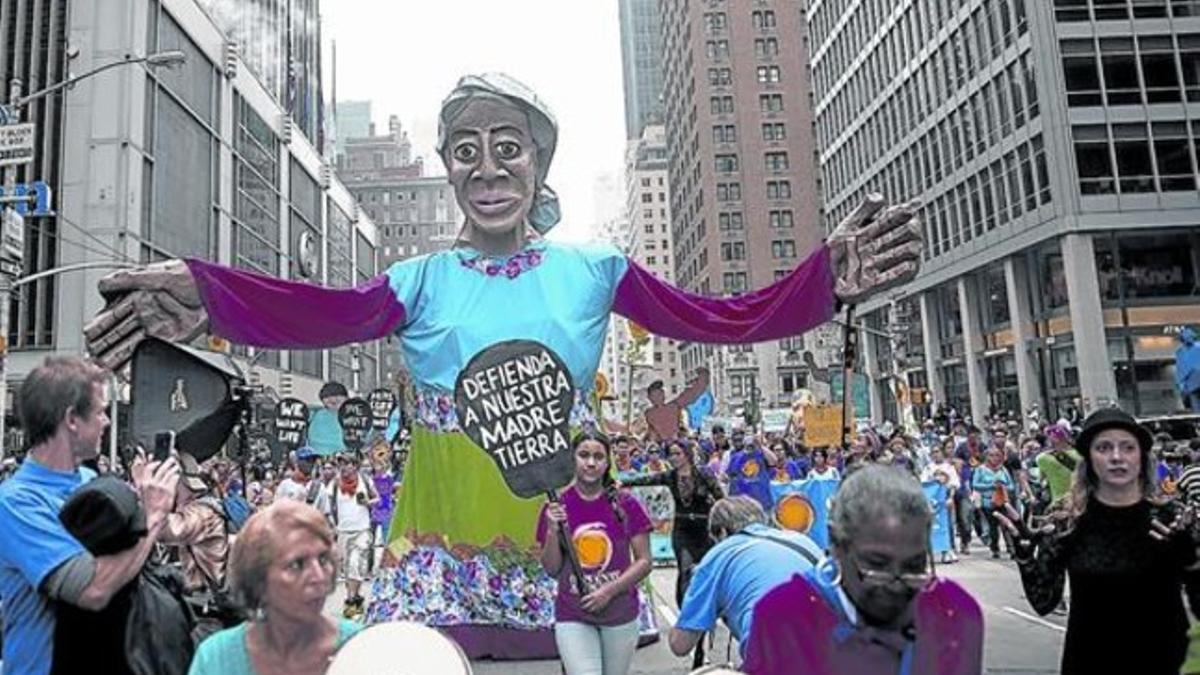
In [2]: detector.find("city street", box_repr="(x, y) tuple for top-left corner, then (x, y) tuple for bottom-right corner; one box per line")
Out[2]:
(329, 540), (1066, 674)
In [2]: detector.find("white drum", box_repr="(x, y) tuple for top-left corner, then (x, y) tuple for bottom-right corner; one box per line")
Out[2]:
(327, 621), (473, 675)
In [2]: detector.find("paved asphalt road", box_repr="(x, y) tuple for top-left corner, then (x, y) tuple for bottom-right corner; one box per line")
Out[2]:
(329, 540), (1067, 674)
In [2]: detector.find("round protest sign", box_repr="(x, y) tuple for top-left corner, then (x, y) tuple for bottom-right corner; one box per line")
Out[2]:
(454, 340), (576, 498)
(368, 388), (396, 431)
(338, 397), (373, 451)
(273, 398), (309, 451)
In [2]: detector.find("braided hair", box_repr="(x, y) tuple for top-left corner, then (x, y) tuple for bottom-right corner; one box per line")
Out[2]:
(571, 430), (626, 525)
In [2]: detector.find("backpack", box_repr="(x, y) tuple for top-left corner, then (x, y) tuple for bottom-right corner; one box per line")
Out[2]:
(222, 493), (252, 533)
(56, 477), (196, 675)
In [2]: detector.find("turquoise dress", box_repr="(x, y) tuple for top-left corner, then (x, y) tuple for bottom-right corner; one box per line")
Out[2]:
(185, 237), (836, 659)
(187, 618), (361, 675)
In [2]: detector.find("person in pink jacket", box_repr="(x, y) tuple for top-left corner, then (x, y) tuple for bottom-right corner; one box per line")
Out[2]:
(743, 465), (983, 675)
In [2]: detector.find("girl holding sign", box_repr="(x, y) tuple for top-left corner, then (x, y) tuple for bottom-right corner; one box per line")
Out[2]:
(83, 72), (921, 658)
(537, 432), (653, 675)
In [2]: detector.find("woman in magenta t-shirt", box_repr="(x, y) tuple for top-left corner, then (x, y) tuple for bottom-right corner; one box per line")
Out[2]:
(537, 432), (654, 675)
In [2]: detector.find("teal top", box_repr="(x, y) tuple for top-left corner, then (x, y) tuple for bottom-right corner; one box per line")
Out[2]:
(187, 618), (362, 675)
(387, 239), (625, 394)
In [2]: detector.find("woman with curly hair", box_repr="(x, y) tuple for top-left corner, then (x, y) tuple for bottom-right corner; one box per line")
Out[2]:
(997, 408), (1200, 675)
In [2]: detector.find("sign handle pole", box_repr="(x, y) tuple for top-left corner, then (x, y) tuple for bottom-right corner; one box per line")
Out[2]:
(840, 304), (858, 454)
(547, 488), (588, 597)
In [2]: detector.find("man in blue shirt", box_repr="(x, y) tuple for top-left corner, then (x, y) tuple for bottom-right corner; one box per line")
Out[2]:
(726, 436), (779, 511)
(0, 356), (180, 675)
(669, 495), (822, 660)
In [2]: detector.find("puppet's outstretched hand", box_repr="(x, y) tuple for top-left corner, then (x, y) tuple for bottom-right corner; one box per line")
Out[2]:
(828, 194), (923, 305)
(84, 260), (208, 371)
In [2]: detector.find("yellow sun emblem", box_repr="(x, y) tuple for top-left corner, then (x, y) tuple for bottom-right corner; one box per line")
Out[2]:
(742, 460), (761, 479)
(573, 524), (613, 572)
(775, 494), (816, 533)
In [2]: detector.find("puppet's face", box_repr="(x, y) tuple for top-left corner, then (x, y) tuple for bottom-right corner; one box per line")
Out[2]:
(444, 99), (537, 241)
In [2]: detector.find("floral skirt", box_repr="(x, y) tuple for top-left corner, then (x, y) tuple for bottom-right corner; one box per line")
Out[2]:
(363, 426), (659, 660)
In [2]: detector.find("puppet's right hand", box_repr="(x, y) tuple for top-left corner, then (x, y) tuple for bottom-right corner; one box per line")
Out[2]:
(84, 259), (209, 371)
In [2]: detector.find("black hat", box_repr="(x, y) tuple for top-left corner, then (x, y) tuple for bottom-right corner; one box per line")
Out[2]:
(59, 475), (148, 556)
(1075, 408), (1152, 455)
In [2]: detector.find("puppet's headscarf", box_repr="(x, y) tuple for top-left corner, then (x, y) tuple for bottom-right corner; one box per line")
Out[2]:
(437, 73), (562, 234)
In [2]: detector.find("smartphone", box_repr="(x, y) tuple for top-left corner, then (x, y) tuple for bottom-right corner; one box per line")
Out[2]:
(153, 430), (176, 462)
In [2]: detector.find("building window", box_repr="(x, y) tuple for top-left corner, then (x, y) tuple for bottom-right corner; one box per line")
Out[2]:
(771, 239), (796, 258)
(756, 65), (781, 84)
(767, 180), (791, 199)
(752, 9), (777, 30)
(759, 93), (784, 113)
(717, 182), (742, 201)
(710, 95), (735, 114)
(715, 154), (740, 173)
(707, 67), (733, 86)
(703, 11), (728, 33)
(1095, 230), (1199, 301)
(769, 210), (794, 228)
(762, 122), (786, 141)
(765, 151), (789, 172)
(1154, 122), (1195, 191)
(723, 272), (749, 294)
(712, 124), (737, 143)
(706, 39), (730, 60)
(780, 372), (805, 395)
(1113, 123), (1155, 193)
(718, 212), (744, 230)
(720, 241), (746, 260)
(755, 37), (780, 58)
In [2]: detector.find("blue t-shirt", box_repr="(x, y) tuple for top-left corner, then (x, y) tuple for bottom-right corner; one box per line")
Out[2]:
(675, 523), (821, 655)
(307, 408), (346, 456)
(727, 450), (774, 510)
(189, 618), (362, 675)
(0, 459), (90, 675)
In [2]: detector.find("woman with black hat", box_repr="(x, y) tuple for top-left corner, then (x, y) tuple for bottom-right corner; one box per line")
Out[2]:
(997, 408), (1200, 674)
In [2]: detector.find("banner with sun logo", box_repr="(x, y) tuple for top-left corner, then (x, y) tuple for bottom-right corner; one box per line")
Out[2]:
(769, 478), (839, 549)
(922, 481), (954, 554)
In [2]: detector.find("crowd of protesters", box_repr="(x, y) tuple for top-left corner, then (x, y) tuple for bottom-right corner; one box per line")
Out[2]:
(6, 354), (1200, 674)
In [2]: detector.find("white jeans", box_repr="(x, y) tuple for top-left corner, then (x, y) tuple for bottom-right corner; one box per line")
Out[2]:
(554, 619), (640, 675)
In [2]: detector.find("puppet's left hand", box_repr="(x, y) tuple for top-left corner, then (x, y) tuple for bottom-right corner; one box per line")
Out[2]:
(828, 194), (923, 304)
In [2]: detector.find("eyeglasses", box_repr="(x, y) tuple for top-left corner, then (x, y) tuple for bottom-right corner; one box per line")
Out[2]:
(849, 550), (936, 590)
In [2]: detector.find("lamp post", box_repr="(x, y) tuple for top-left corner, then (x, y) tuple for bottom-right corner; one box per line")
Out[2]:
(0, 51), (187, 456)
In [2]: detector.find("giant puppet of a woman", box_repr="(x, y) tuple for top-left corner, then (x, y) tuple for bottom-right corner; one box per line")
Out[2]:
(84, 74), (922, 659)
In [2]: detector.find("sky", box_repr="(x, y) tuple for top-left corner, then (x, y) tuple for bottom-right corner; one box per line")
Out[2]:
(322, 1), (628, 243)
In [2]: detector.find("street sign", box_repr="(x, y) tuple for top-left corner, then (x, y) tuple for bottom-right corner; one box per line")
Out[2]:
(2, 209), (23, 264)
(0, 123), (35, 167)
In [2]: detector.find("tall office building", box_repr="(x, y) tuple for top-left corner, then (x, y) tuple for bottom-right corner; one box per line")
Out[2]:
(1, 0), (383, 437)
(810, 0), (1200, 423)
(610, 125), (683, 421)
(337, 115), (458, 383)
(619, 0), (667, 140)
(660, 0), (824, 415)
(334, 99), (373, 158)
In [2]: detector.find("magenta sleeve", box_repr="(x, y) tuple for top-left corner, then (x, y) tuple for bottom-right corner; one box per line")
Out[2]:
(185, 258), (407, 349)
(611, 244), (837, 344)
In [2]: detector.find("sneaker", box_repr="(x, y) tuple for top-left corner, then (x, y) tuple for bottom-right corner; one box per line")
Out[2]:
(940, 551), (958, 564)
(959, 546), (971, 555)
(991, 550), (1001, 560)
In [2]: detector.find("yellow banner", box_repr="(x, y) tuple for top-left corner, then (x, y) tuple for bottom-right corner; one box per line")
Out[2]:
(803, 405), (844, 448)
